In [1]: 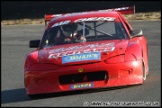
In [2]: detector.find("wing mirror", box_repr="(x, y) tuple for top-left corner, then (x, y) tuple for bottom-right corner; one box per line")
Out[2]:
(29, 40), (40, 48)
(131, 30), (143, 37)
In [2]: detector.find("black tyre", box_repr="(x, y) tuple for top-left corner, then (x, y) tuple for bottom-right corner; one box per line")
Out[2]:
(142, 61), (146, 81)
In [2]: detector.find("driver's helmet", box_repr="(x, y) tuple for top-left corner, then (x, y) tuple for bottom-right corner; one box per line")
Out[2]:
(61, 23), (78, 37)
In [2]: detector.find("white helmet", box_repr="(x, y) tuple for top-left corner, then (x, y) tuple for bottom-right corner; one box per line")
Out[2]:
(61, 23), (78, 37)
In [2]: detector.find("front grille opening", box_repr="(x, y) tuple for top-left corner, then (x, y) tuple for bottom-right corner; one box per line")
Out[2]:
(59, 71), (108, 85)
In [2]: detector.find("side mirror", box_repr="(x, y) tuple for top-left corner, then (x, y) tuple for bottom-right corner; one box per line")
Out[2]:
(131, 30), (143, 37)
(29, 40), (40, 48)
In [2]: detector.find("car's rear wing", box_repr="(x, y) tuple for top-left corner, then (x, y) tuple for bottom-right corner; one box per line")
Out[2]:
(44, 5), (135, 26)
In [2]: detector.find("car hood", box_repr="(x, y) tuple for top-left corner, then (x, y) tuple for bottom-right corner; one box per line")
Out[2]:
(38, 40), (129, 66)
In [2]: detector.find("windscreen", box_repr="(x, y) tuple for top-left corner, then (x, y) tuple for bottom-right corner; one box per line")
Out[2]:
(40, 21), (128, 49)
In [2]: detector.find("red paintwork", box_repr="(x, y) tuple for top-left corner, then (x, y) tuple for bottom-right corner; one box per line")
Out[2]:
(24, 7), (148, 96)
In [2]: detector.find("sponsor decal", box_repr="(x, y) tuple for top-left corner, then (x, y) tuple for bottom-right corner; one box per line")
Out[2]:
(52, 14), (62, 17)
(52, 20), (71, 27)
(74, 17), (116, 23)
(98, 7), (129, 12)
(51, 17), (115, 28)
(70, 83), (94, 89)
(62, 52), (101, 64)
(48, 47), (114, 59)
(48, 42), (115, 59)
(49, 42), (115, 53)
(50, 6), (131, 18)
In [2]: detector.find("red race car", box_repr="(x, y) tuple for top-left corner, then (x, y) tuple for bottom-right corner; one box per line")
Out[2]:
(24, 6), (149, 97)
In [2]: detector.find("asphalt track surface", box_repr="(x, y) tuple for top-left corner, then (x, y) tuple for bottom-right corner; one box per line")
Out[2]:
(1, 20), (161, 107)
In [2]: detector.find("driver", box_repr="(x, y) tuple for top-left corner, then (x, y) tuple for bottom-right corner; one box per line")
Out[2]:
(60, 23), (86, 44)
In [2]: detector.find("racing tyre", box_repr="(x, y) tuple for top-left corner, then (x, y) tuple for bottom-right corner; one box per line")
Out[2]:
(142, 61), (146, 81)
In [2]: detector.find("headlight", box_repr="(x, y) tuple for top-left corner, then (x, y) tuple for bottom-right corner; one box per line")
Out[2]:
(124, 53), (136, 62)
(105, 53), (137, 64)
(105, 55), (124, 63)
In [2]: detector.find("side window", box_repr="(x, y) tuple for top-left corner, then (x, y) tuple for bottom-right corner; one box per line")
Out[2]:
(115, 22), (129, 39)
(40, 31), (48, 49)
(40, 27), (60, 48)
(123, 21), (131, 33)
(119, 13), (133, 34)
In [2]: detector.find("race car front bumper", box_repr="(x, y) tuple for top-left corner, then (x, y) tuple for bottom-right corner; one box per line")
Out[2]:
(24, 59), (143, 95)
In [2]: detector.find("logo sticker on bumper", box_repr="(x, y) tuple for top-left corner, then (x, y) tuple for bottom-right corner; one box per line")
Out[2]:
(62, 52), (101, 63)
(70, 83), (94, 90)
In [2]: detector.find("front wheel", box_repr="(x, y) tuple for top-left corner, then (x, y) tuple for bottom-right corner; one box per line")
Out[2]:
(142, 61), (146, 81)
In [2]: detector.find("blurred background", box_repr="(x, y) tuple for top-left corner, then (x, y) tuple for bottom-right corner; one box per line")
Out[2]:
(1, 1), (161, 20)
